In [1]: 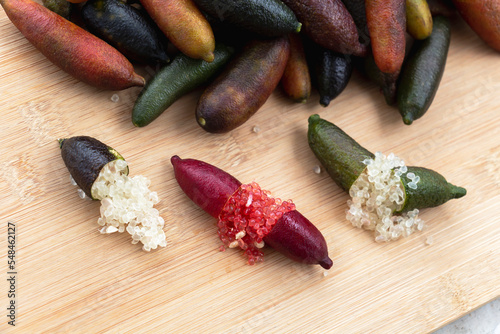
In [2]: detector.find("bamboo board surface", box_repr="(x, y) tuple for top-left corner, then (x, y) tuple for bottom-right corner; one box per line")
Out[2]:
(1, 8), (499, 333)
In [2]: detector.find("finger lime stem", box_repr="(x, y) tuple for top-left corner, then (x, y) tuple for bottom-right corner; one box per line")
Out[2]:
(295, 22), (302, 33)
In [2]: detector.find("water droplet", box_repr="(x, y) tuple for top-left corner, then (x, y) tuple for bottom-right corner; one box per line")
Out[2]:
(77, 188), (86, 199)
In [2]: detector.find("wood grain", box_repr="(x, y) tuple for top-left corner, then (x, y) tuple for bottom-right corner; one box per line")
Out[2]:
(1, 8), (499, 333)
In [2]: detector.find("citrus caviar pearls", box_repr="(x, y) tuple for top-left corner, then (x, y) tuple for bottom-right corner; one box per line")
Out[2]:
(218, 182), (295, 264)
(89, 159), (167, 251)
(346, 152), (424, 242)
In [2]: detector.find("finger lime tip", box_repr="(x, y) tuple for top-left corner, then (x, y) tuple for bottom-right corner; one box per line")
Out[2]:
(403, 115), (414, 125)
(451, 186), (467, 199)
(198, 117), (206, 127)
(319, 98), (330, 107)
(171, 155), (181, 165)
(319, 257), (333, 270)
(132, 73), (146, 87)
(203, 52), (215, 63)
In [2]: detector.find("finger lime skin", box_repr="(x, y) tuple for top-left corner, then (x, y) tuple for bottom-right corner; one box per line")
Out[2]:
(342, 0), (370, 45)
(398, 166), (466, 213)
(307, 114), (466, 212)
(341, 0), (370, 44)
(140, 0), (215, 62)
(363, 53), (399, 105)
(427, 0), (456, 17)
(452, 0), (500, 52)
(81, 0), (169, 64)
(59, 136), (127, 199)
(42, 0), (71, 19)
(366, 0), (406, 74)
(132, 43), (234, 127)
(171, 156), (333, 269)
(307, 44), (353, 107)
(196, 37), (290, 133)
(1, 0), (145, 90)
(281, 0), (367, 56)
(397, 16), (451, 125)
(308, 114), (374, 192)
(280, 33), (311, 103)
(171, 156), (242, 218)
(406, 0), (433, 40)
(264, 210), (332, 269)
(193, 0), (301, 37)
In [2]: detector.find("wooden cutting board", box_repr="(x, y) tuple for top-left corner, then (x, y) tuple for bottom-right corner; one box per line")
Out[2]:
(1, 8), (499, 333)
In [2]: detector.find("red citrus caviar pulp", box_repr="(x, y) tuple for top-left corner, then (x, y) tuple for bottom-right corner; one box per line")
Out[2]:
(217, 182), (296, 264)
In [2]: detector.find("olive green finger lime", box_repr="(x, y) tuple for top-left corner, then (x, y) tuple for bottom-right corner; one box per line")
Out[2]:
(397, 15), (451, 125)
(307, 114), (373, 192)
(307, 114), (466, 214)
(59, 136), (128, 199)
(132, 42), (234, 127)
